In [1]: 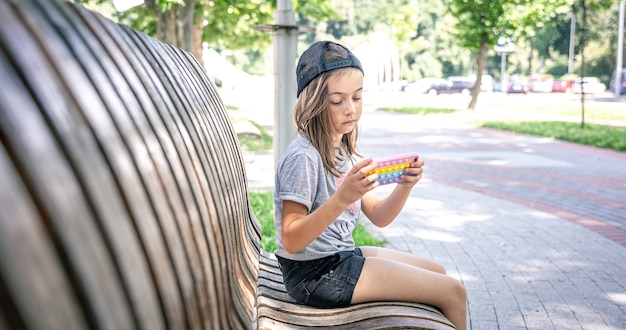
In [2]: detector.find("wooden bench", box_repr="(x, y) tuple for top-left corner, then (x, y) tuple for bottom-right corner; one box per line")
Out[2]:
(0, 1), (455, 329)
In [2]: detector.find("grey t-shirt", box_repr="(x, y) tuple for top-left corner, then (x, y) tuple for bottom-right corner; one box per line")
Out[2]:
(274, 135), (361, 261)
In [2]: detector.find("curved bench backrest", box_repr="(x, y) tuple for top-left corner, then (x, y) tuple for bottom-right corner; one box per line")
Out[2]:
(0, 1), (260, 329)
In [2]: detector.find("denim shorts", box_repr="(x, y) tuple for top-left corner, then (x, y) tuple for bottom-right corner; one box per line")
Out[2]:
(276, 248), (365, 308)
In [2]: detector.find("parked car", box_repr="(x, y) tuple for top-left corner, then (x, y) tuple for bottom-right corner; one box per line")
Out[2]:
(404, 78), (445, 94)
(467, 74), (493, 92)
(506, 80), (527, 94)
(552, 79), (574, 93)
(526, 74), (553, 93)
(609, 68), (626, 95)
(492, 81), (502, 92)
(426, 78), (473, 95)
(572, 77), (606, 94)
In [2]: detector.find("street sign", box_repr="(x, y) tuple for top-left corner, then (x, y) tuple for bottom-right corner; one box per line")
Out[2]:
(494, 44), (516, 53)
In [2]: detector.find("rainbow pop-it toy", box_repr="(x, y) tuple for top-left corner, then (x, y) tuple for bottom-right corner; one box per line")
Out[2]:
(367, 153), (419, 185)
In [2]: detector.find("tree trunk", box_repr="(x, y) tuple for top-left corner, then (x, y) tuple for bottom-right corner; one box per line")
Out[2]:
(193, 18), (204, 67)
(468, 36), (488, 111)
(158, 10), (178, 46)
(579, 0), (586, 129)
(144, 0), (199, 62)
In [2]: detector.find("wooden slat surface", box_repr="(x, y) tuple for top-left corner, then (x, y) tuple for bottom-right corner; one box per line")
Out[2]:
(0, 0), (259, 329)
(257, 253), (456, 329)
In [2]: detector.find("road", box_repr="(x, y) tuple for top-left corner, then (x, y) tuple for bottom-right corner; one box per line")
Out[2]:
(368, 90), (626, 115)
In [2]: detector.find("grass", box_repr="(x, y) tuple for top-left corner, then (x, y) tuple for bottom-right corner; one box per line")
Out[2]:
(237, 121), (273, 151)
(381, 105), (626, 152)
(481, 121), (626, 151)
(249, 191), (278, 252)
(475, 100), (626, 122)
(249, 191), (386, 252)
(377, 106), (457, 115)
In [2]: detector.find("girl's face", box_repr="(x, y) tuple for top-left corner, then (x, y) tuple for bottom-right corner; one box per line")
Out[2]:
(326, 69), (364, 146)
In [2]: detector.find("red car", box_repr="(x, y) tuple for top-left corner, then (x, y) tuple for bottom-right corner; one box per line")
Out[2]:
(552, 79), (573, 93)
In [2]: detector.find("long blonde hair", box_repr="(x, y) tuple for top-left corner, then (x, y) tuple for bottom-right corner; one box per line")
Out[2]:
(292, 44), (361, 177)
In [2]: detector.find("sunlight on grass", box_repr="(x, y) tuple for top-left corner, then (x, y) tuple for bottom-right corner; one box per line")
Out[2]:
(481, 121), (626, 151)
(379, 106), (457, 115)
(480, 101), (626, 122)
(234, 120), (273, 151)
(377, 104), (625, 152)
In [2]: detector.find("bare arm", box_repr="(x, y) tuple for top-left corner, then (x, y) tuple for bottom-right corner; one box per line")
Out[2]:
(281, 158), (378, 254)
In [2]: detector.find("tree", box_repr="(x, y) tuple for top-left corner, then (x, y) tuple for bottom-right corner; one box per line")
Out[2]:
(314, 0), (457, 81)
(447, 0), (571, 110)
(571, 0), (614, 128)
(74, 0), (335, 66)
(79, 0), (621, 89)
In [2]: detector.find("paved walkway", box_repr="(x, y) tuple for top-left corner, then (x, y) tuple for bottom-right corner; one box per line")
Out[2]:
(241, 106), (626, 330)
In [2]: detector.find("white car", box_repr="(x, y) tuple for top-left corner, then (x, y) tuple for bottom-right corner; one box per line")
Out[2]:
(404, 78), (446, 94)
(572, 77), (606, 94)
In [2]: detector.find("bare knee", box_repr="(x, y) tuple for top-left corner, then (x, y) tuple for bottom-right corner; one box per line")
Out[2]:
(421, 259), (446, 274)
(433, 262), (446, 275)
(448, 278), (467, 306)
(443, 279), (467, 330)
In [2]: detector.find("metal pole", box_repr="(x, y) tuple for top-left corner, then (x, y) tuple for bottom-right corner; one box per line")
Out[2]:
(568, 12), (576, 75)
(615, 1), (624, 96)
(273, 0), (298, 167)
(500, 52), (507, 91)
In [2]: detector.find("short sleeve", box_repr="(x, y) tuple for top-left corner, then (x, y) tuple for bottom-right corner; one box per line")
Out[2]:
(276, 153), (319, 212)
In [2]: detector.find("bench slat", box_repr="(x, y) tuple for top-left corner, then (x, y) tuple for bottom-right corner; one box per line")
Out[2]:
(0, 1), (165, 328)
(257, 253), (455, 329)
(1, 1), (259, 329)
(258, 316), (453, 330)
(257, 297), (454, 329)
(0, 141), (89, 330)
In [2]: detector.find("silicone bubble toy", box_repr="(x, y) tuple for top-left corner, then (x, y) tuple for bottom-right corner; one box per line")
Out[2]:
(367, 153), (419, 185)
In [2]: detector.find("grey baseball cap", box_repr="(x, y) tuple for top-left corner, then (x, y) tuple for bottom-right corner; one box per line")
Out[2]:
(296, 41), (364, 97)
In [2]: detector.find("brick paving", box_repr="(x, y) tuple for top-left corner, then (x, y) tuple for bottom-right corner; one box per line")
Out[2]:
(243, 106), (626, 330)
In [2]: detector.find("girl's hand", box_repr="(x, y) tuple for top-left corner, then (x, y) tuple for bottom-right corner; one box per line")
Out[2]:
(398, 160), (425, 187)
(336, 158), (379, 205)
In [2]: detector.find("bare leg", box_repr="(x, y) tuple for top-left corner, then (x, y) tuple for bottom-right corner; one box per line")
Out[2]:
(352, 246), (467, 330)
(359, 246), (446, 274)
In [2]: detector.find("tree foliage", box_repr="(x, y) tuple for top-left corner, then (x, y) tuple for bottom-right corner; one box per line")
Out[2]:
(73, 0), (336, 64)
(446, 0), (574, 110)
(74, 0), (622, 91)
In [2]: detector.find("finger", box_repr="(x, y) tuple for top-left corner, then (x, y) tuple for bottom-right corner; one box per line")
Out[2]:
(404, 167), (423, 176)
(400, 173), (421, 184)
(355, 163), (378, 178)
(362, 162), (378, 175)
(365, 178), (380, 189)
(351, 158), (374, 174)
(365, 172), (379, 183)
(412, 160), (425, 168)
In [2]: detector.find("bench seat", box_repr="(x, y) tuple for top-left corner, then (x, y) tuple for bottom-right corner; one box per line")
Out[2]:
(256, 252), (455, 329)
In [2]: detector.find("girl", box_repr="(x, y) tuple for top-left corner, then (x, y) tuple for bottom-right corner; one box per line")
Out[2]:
(274, 40), (467, 329)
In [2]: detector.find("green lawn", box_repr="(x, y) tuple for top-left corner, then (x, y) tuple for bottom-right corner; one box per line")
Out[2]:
(481, 121), (626, 151)
(380, 106), (626, 152)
